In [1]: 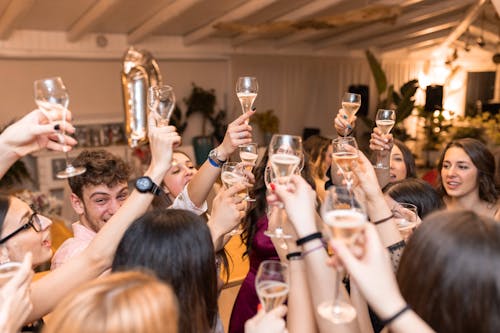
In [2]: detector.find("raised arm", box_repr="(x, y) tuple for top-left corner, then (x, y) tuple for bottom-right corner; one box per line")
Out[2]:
(369, 127), (393, 188)
(187, 110), (254, 208)
(0, 108), (76, 179)
(273, 176), (359, 333)
(27, 114), (180, 322)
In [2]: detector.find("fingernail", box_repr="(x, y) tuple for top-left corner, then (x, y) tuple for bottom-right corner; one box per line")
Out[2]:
(54, 124), (60, 131)
(257, 303), (262, 311)
(251, 107), (256, 112)
(347, 125), (352, 130)
(343, 115), (348, 119)
(270, 183), (276, 191)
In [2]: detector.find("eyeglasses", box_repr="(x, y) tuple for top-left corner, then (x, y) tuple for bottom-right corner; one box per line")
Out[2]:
(0, 209), (42, 244)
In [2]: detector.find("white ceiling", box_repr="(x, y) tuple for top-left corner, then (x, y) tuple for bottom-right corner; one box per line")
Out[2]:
(0, 0), (498, 56)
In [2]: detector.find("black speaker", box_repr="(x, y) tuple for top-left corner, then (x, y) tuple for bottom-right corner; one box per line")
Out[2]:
(348, 85), (369, 117)
(425, 85), (443, 112)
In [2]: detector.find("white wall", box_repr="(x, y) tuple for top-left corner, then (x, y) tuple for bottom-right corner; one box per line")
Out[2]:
(0, 58), (228, 145)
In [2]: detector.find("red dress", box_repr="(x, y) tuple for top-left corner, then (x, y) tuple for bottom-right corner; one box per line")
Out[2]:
(228, 215), (279, 333)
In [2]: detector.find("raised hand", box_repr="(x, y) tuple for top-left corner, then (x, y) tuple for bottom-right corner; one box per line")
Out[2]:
(147, 112), (181, 176)
(244, 305), (287, 333)
(334, 108), (356, 137)
(210, 183), (248, 235)
(218, 110), (254, 161)
(0, 253), (34, 333)
(0, 108), (76, 158)
(369, 127), (393, 152)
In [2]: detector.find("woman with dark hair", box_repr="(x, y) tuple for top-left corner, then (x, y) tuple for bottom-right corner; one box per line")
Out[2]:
(383, 178), (444, 219)
(303, 135), (332, 201)
(228, 149), (317, 333)
(390, 140), (417, 182)
(436, 138), (499, 220)
(332, 210), (500, 333)
(112, 209), (218, 333)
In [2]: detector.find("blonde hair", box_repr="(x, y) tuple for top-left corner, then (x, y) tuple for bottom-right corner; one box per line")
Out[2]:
(44, 271), (178, 333)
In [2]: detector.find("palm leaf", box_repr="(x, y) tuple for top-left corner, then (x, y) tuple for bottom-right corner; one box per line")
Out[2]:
(365, 50), (387, 96)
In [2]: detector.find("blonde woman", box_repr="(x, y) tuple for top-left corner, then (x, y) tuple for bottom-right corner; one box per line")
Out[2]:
(44, 271), (178, 333)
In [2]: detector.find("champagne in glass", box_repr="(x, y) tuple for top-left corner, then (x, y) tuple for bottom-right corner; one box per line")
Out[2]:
(221, 162), (249, 236)
(255, 260), (289, 312)
(341, 93), (361, 136)
(236, 76), (258, 114)
(331, 137), (358, 189)
(148, 85), (176, 127)
(239, 143), (258, 170)
(34, 77), (86, 178)
(318, 186), (366, 324)
(374, 109), (396, 168)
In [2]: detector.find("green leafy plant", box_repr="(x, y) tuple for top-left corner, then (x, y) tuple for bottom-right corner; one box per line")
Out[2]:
(364, 50), (419, 140)
(184, 83), (227, 142)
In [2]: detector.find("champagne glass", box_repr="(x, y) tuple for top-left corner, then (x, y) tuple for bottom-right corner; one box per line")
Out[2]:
(318, 186), (367, 324)
(374, 109), (396, 169)
(255, 260), (289, 312)
(239, 143), (258, 202)
(221, 162), (248, 235)
(147, 85), (176, 127)
(268, 134), (302, 185)
(331, 137), (358, 189)
(34, 77), (86, 178)
(341, 93), (361, 136)
(236, 76), (258, 115)
(263, 163), (291, 239)
(392, 202), (418, 241)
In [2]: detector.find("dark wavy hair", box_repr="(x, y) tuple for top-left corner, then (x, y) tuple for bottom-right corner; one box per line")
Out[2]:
(241, 148), (316, 257)
(303, 135), (331, 180)
(0, 195), (10, 236)
(383, 178), (444, 218)
(436, 138), (497, 204)
(397, 210), (500, 333)
(393, 139), (417, 179)
(112, 209), (218, 333)
(68, 149), (131, 198)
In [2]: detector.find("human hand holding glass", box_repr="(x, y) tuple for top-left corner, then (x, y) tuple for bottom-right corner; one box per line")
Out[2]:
(147, 85), (176, 127)
(318, 186), (367, 324)
(374, 109), (395, 169)
(255, 260), (289, 313)
(221, 162), (250, 235)
(392, 202), (418, 241)
(34, 77), (85, 178)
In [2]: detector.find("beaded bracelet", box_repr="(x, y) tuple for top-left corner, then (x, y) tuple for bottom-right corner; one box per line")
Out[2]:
(296, 232), (322, 246)
(286, 252), (303, 261)
(380, 304), (411, 326)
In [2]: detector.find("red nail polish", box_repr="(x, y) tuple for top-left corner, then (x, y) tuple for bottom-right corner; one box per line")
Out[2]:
(270, 183), (276, 191)
(257, 303), (262, 311)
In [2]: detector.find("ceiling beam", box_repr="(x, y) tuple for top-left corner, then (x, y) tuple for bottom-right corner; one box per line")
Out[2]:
(128, 0), (201, 44)
(339, 12), (462, 50)
(274, 0), (425, 48)
(438, 0), (488, 51)
(67, 0), (121, 42)
(0, 0), (35, 40)
(184, 0), (277, 46)
(379, 29), (452, 52)
(232, 0), (343, 47)
(314, 0), (474, 50)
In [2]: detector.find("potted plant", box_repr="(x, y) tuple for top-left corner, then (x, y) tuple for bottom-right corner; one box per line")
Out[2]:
(251, 109), (280, 145)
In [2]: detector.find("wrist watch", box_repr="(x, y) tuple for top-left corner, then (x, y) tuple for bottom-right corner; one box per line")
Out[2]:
(208, 148), (227, 168)
(135, 176), (162, 195)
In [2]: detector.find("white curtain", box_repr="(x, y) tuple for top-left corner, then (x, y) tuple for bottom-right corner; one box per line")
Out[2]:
(230, 54), (423, 140)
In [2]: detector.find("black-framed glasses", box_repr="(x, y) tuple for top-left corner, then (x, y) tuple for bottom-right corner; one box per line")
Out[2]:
(0, 209), (42, 244)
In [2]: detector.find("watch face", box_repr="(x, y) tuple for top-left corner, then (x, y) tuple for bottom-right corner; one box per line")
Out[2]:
(136, 177), (151, 191)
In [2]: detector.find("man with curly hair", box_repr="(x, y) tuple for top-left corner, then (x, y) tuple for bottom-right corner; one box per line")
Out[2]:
(51, 149), (131, 269)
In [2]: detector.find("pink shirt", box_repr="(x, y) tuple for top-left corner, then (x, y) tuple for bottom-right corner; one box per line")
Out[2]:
(50, 222), (96, 270)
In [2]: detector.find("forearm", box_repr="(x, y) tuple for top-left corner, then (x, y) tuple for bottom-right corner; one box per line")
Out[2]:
(364, 190), (402, 248)
(350, 282), (374, 333)
(0, 138), (21, 180)
(207, 218), (226, 252)
(287, 259), (318, 333)
(388, 311), (435, 333)
(187, 161), (220, 208)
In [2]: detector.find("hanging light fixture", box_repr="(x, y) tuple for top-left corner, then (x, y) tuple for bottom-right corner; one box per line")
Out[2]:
(476, 9), (486, 48)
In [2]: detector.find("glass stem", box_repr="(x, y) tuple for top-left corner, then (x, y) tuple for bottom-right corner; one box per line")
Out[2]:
(333, 268), (342, 305)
